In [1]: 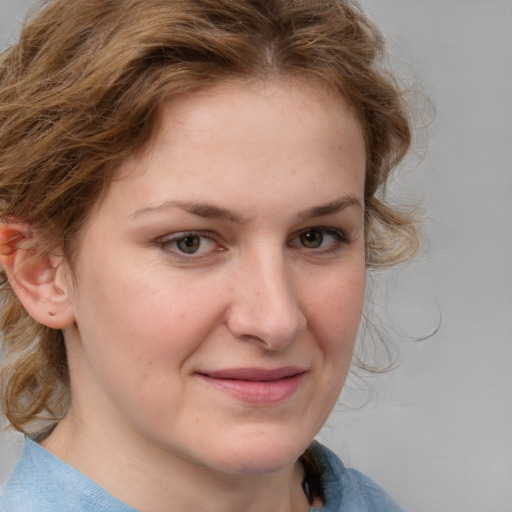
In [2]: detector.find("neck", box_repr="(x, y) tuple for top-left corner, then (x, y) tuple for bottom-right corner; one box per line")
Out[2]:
(41, 415), (312, 512)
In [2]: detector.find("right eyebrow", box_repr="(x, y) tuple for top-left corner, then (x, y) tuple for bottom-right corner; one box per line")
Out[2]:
(131, 200), (249, 225)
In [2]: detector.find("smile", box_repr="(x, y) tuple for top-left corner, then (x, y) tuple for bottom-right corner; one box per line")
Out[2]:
(196, 367), (306, 405)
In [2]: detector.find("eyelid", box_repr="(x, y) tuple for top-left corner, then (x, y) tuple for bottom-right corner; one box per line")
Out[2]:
(156, 230), (223, 259)
(157, 230), (214, 244)
(288, 226), (350, 252)
(155, 226), (351, 262)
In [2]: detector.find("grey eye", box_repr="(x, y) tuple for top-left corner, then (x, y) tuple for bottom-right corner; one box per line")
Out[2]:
(176, 235), (202, 253)
(299, 230), (323, 248)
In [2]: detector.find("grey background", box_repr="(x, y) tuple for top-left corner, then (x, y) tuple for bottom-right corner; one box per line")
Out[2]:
(1, 1), (511, 511)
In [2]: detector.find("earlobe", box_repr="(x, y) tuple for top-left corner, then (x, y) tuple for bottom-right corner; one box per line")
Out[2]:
(0, 222), (75, 329)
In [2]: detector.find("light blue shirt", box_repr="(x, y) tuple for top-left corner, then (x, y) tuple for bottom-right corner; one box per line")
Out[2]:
(0, 439), (406, 511)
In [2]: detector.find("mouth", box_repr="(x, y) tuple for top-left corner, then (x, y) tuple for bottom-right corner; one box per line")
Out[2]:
(196, 366), (306, 405)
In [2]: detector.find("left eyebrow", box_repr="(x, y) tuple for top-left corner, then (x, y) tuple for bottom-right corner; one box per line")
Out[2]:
(297, 195), (363, 222)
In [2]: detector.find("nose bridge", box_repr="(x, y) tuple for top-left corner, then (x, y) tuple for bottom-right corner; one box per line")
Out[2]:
(227, 243), (306, 348)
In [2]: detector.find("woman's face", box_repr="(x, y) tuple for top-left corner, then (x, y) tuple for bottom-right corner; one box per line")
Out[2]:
(63, 78), (366, 474)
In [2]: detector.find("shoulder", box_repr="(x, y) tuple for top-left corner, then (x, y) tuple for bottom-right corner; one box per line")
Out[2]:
(309, 441), (407, 512)
(0, 438), (61, 511)
(0, 438), (136, 512)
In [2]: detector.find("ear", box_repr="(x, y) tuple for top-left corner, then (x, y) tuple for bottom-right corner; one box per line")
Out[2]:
(0, 222), (75, 329)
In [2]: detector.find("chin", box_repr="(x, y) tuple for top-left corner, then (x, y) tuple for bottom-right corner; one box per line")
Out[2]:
(205, 430), (312, 475)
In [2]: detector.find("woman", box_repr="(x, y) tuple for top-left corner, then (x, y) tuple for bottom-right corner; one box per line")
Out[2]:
(0, 0), (419, 510)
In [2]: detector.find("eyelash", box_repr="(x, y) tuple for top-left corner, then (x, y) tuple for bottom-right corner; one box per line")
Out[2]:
(288, 227), (350, 255)
(156, 227), (350, 260)
(156, 230), (220, 260)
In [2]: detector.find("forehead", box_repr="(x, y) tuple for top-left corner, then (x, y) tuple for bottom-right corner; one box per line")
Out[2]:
(126, 77), (363, 169)
(91, 77), (366, 221)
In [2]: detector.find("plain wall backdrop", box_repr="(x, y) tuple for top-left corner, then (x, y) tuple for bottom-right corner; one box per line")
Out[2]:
(1, 1), (511, 511)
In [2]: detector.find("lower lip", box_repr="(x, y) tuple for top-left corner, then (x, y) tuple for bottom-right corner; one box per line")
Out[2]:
(198, 373), (305, 405)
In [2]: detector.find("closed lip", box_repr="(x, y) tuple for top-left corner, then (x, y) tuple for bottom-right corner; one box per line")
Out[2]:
(196, 366), (307, 404)
(197, 366), (306, 381)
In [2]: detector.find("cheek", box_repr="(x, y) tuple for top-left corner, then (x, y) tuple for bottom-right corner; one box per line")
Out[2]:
(312, 266), (365, 339)
(67, 271), (230, 423)
(77, 253), (221, 339)
(308, 265), (366, 387)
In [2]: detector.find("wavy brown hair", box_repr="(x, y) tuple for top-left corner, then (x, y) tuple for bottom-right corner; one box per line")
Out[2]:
(0, 0), (419, 435)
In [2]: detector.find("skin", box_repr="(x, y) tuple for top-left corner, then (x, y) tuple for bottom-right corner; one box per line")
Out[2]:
(3, 77), (367, 512)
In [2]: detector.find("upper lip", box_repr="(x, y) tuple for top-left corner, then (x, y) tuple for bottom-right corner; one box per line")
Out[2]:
(198, 366), (306, 381)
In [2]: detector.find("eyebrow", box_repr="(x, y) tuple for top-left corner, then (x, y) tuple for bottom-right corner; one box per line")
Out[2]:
(132, 195), (362, 224)
(132, 200), (249, 224)
(297, 196), (362, 221)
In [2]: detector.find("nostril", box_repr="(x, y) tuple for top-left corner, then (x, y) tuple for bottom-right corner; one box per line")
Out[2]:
(226, 300), (306, 350)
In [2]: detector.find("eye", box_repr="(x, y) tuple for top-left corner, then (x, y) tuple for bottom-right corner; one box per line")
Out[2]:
(290, 227), (349, 253)
(176, 235), (202, 254)
(157, 231), (220, 257)
(299, 229), (324, 248)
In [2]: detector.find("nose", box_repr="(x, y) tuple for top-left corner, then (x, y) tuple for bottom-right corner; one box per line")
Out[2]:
(225, 249), (307, 350)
